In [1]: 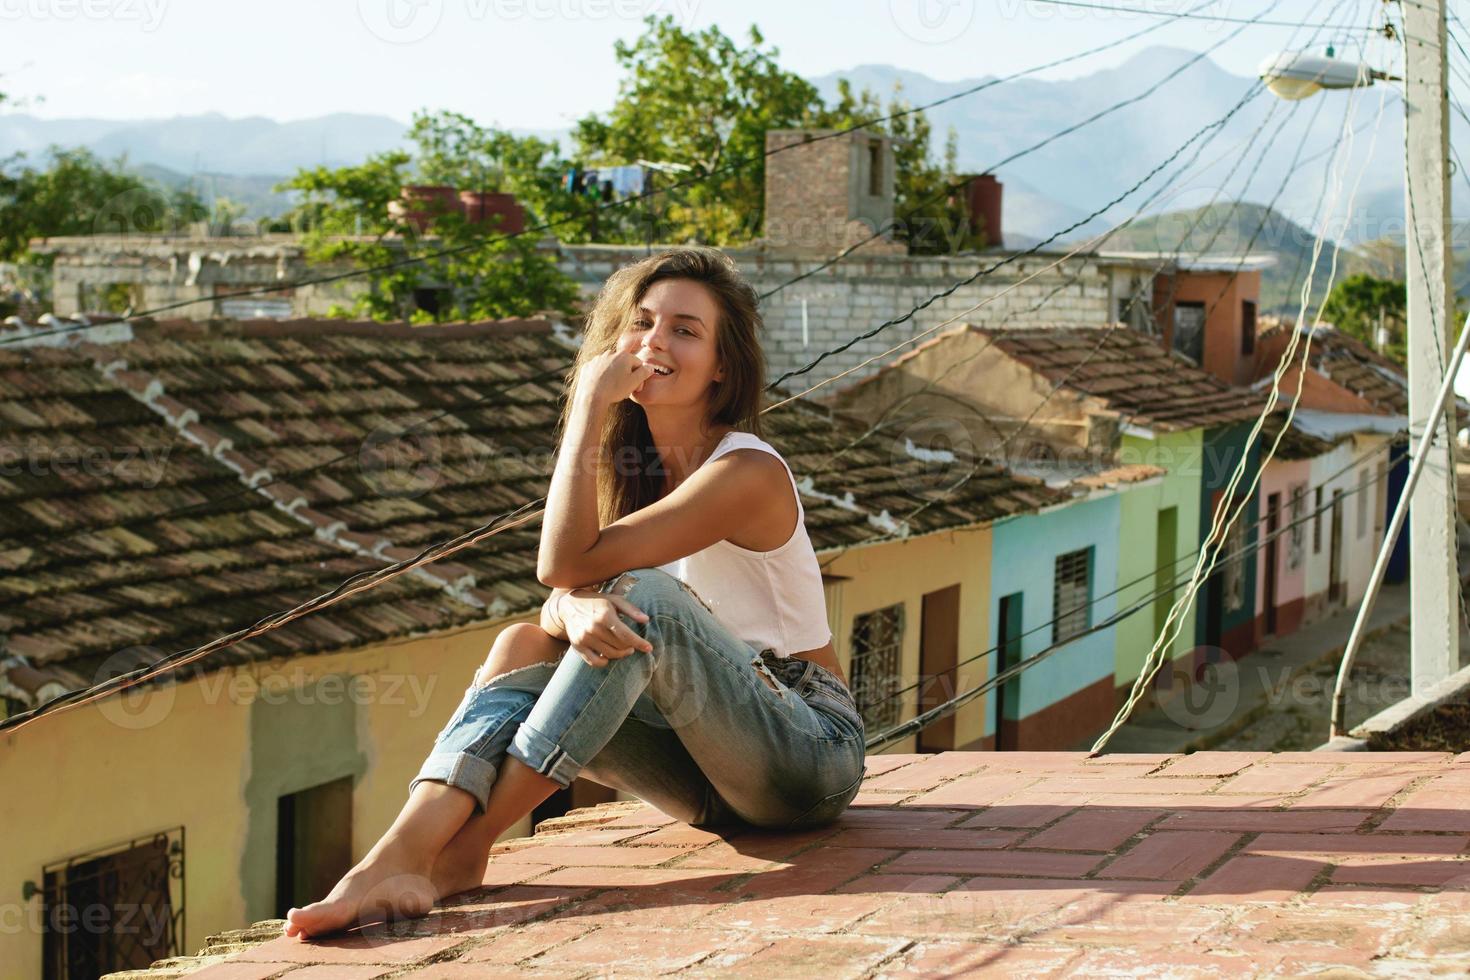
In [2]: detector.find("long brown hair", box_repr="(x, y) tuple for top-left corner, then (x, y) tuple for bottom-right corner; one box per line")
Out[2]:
(560, 246), (767, 526)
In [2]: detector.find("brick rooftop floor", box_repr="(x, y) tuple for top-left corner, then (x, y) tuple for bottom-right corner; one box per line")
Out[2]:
(128, 751), (1470, 979)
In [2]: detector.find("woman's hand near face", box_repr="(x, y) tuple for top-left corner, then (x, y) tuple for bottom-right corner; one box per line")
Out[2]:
(577, 350), (657, 407)
(558, 588), (654, 667)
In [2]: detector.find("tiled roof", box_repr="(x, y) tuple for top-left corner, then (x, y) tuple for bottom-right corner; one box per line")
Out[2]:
(107, 750), (1470, 978)
(975, 325), (1271, 432)
(1261, 413), (1344, 461)
(0, 316), (1066, 706)
(1260, 322), (1470, 421)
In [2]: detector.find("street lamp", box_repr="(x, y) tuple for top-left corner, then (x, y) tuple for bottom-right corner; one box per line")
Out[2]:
(1256, 34), (1464, 739)
(1256, 47), (1397, 100)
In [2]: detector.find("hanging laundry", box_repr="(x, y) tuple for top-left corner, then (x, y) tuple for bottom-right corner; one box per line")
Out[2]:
(604, 165), (645, 196)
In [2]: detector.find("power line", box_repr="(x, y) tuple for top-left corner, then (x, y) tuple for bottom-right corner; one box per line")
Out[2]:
(861, 437), (1405, 721)
(1022, 0), (1387, 29)
(1093, 20), (1393, 752)
(0, 87), (1286, 738)
(0, 3), (1221, 351)
(758, 9), (1275, 305)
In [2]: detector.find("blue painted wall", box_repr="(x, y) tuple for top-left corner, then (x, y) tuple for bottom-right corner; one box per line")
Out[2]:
(985, 492), (1122, 731)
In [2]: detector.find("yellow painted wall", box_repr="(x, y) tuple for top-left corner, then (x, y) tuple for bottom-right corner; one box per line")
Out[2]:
(824, 525), (994, 754)
(0, 617), (516, 979)
(0, 526), (994, 976)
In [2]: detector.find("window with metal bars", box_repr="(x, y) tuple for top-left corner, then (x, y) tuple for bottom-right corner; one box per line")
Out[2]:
(1052, 548), (1092, 643)
(850, 603), (904, 728)
(33, 829), (184, 980)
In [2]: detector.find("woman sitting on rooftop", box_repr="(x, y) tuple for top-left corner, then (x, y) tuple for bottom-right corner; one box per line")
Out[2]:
(284, 245), (865, 938)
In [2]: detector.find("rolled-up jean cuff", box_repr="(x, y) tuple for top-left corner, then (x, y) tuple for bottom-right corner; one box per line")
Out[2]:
(507, 722), (584, 789)
(410, 751), (500, 813)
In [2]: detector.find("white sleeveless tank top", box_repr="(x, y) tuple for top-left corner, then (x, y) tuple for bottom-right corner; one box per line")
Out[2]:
(656, 431), (832, 658)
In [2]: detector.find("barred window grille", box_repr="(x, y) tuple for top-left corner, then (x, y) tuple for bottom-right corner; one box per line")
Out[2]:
(1052, 548), (1092, 643)
(850, 604), (904, 728)
(1357, 468), (1370, 538)
(1222, 518), (1247, 612)
(1313, 486), (1324, 554)
(36, 828), (185, 980)
(1288, 485), (1306, 569)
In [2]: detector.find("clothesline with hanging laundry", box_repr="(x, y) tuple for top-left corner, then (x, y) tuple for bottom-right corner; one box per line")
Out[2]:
(562, 160), (695, 201)
(563, 164), (646, 200)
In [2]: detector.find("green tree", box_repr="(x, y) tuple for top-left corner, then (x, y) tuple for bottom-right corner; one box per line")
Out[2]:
(273, 121), (580, 324)
(0, 146), (206, 261)
(1321, 273), (1407, 362)
(572, 16), (832, 244)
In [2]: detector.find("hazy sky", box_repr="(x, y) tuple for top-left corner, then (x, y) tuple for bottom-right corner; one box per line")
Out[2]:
(2, 0), (1385, 124)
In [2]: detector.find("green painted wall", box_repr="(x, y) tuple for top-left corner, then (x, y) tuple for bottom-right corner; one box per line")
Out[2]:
(1115, 428), (1204, 688)
(241, 675), (367, 922)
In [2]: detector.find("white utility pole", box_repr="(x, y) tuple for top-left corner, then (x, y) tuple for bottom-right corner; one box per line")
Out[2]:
(1402, 0), (1460, 694)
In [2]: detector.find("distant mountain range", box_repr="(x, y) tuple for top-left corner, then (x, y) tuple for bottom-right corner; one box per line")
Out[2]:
(1, 46), (1455, 246)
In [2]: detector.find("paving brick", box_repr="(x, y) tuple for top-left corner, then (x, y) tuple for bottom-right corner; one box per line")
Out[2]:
(1160, 809), (1371, 833)
(236, 934), (468, 966)
(823, 827), (1021, 850)
(1219, 763), (1333, 795)
(487, 844), (688, 867)
(1160, 751), (1269, 776)
(906, 772), (1041, 807)
(1181, 854), (1328, 904)
(530, 865), (739, 889)
(1097, 831), (1240, 880)
(1025, 900), (1228, 947)
(1378, 789), (1470, 832)
(1332, 857), (1470, 887)
(1290, 772), (1421, 808)
(858, 752), (988, 791)
(955, 794), (1091, 828)
(281, 968), (397, 980)
(698, 890), (892, 934)
(456, 919), (596, 964)
(549, 927), (767, 972)
(887, 847), (1103, 878)
(734, 847), (897, 898)
(721, 935), (906, 975)
(1030, 775), (1222, 796)
(832, 873), (962, 896)
(186, 964), (303, 980)
(1304, 885), (1431, 911)
(402, 964), (570, 979)
(1245, 832), (1470, 857)
(886, 942), (1084, 977)
(1214, 907), (1412, 959)
(827, 805), (960, 829)
(1022, 808), (1162, 851)
(859, 752), (926, 777)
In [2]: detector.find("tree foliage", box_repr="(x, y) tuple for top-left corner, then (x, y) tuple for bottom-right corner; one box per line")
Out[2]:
(274, 111), (581, 324)
(572, 15), (965, 250)
(0, 146), (206, 261)
(1321, 273), (1407, 362)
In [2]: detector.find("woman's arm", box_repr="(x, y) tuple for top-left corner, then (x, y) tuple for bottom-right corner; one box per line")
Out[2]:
(539, 588), (571, 640)
(536, 351), (788, 589)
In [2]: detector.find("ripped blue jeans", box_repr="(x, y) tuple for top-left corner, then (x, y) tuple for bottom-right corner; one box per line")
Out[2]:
(409, 566), (866, 830)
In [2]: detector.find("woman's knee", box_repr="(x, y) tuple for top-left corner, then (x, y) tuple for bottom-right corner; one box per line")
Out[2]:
(609, 567), (714, 620)
(475, 623), (565, 686)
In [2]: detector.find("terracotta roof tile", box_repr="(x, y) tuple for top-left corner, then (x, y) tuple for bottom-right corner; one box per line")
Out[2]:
(1, 316), (1065, 710)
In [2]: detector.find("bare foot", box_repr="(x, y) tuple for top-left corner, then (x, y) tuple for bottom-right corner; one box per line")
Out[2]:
(430, 821), (498, 900)
(283, 845), (437, 939)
